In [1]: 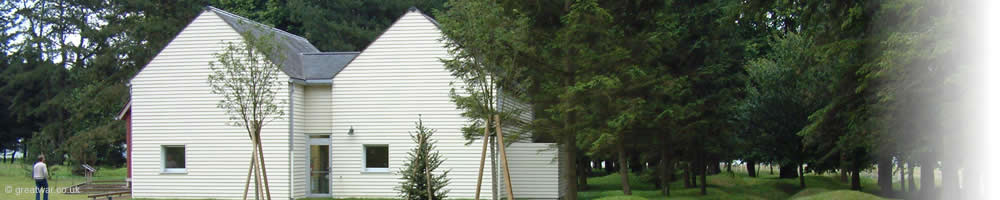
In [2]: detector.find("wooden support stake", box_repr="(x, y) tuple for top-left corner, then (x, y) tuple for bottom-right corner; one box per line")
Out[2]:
(254, 128), (273, 200)
(242, 145), (256, 200)
(474, 117), (492, 200)
(495, 115), (515, 199)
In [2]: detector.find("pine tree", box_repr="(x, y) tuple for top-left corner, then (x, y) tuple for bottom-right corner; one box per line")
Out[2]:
(397, 116), (450, 200)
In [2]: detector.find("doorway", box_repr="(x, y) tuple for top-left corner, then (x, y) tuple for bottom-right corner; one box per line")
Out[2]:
(308, 136), (331, 196)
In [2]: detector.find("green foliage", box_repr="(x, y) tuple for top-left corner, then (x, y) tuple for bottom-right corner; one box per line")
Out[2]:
(208, 27), (287, 130)
(397, 117), (450, 200)
(288, 0), (446, 51)
(214, 0), (447, 52)
(439, 0), (752, 196)
(437, 0), (529, 144)
(741, 32), (835, 171)
(0, 0), (208, 169)
(207, 24), (290, 200)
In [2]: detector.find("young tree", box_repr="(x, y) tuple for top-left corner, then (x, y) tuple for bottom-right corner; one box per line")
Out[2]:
(208, 28), (286, 200)
(743, 33), (836, 188)
(397, 116), (451, 200)
(437, 1), (531, 198)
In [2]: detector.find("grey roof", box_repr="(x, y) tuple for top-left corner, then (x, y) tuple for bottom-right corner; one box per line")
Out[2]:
(300, 52), (360, 80)
(207, 6), (321, 80)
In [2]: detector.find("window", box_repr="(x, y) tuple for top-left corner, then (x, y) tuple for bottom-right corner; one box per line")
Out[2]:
(162, 145), (186, 173)
(363, 144), (388, 172)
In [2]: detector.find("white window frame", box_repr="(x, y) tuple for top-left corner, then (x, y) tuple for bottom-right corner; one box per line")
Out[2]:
(161, 145), (187, 174)
(362, 144), (389, 173)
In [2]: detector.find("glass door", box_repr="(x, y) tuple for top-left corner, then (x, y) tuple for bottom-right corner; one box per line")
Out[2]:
(309, 144), (330, 194)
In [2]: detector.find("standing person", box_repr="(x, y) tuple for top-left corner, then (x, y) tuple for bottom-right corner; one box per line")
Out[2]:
(33, 155), (48, 200)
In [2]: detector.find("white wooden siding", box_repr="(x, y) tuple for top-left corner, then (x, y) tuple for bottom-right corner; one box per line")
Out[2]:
(496, 94), (560, 199)
(498, 143), (560, 199)
(130, 10), (291, 199)
(329, 10), (497, 198)
(292, 84), (307, 198)
(499, 91), (533, 142)
(304, 85), (333, 134)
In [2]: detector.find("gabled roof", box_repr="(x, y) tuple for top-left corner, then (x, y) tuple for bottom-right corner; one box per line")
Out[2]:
(208, 6), (363, 81)
(207, 6), (324, 80)
(128, 6), (407, 82)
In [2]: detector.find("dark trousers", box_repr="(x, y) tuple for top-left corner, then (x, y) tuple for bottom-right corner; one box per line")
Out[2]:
(34, 179), (48, 200)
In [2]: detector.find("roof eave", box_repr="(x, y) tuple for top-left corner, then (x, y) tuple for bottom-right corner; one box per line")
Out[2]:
(116, 100), (132, 120)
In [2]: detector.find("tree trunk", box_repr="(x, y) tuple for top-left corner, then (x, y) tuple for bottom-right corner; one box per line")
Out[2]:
(249, 135), (264, 200)
(683, 162), (692, 188)
(690, 164), (697, 188)
(658, 133), (670, 196)
(755, 163), (760, 176)
(798, 163), (806, 188)
(243, 133), (259, 200)
(560, 52), (578, 200)
(254, 150), (263, 200)
(907, 162), (916, 192)
(606, 160), (615, 174)
(841, 169), (848, 182)
(617, 131), (631, 195)
(746, 160), (757, 177)
(657, 157), (668, 196)
(20, 143), (26, 164)
(474, 118), (492, 200)
(769, 163), (773, 175)
(494, 115), (515, 199)
(699, 158), (707, 195)
(254, 129), (272, 200)
(779, 163), (798, 178)
(630, 148), (642, 173)
(899, 159), (906, 193)
(877, 152), (893, 194)
(579, 157), (589, 190)
(708, 160), (721, 175)
(726, 161), (732, 173)
(668, 162), (676, 182)
(851, 168), (862, 191)
(561, 132), (578, 200)
(660, 156), (671, 196)
(491, 135), (499, 200)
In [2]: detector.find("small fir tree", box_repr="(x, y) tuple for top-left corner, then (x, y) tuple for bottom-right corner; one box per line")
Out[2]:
(397, 116), (450, 200)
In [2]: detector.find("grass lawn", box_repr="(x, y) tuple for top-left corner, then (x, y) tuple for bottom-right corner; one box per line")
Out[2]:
(1, 160), (913, 200)
(0, 162), (126, 200)
(579, 170), (892, 200)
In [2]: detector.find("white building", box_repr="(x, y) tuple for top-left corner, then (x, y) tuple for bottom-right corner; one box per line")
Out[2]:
(122, 6), (561, 199)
